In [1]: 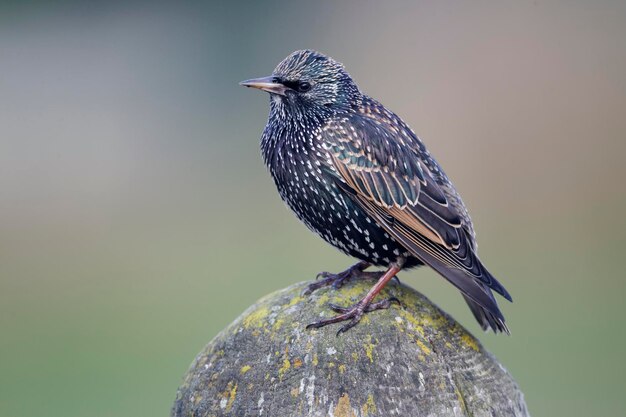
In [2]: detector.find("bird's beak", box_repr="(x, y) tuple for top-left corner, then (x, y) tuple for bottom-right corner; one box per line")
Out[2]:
(239, 76), (288, 96)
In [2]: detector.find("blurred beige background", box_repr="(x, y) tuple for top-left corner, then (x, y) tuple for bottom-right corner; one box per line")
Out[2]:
(1, 1), (625, 416)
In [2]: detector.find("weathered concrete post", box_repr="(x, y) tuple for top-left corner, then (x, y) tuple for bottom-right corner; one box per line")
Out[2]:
(171, 276), (529, 417)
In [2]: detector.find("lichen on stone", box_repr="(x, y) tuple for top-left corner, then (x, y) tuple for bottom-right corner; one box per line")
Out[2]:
(171, 279), (529, 417)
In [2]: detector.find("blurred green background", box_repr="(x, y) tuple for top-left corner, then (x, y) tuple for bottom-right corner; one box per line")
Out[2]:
(1, 1), (625, 416)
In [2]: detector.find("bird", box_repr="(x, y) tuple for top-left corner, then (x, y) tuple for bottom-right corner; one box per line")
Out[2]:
(240, 50), (512, 335)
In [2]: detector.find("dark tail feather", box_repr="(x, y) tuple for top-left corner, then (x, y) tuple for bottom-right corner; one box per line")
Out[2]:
(463, 293), (510, 334)
(414, 245), (510, 333)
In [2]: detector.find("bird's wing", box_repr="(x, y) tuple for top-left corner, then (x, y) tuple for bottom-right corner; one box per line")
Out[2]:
(320, 113), (512, 316)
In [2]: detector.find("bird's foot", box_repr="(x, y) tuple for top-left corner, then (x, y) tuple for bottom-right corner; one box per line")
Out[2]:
(306, 296), (401, 336)
(302, 261), (370, 295)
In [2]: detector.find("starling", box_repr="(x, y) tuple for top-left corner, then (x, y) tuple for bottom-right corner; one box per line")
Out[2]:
(240, 50), (512, 335)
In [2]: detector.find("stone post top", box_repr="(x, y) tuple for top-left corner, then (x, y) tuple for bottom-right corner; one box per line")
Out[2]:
(172, 277), (529, 417)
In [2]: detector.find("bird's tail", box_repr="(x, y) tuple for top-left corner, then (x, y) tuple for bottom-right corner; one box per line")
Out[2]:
(463, 291), (509, 334)
(415, 247), (510, 334)
(419, 250), (511, 334)
(380, 224), (511, 333)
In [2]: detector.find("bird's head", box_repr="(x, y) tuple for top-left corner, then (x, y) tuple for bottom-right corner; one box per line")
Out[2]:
(240, 50), (360, 115)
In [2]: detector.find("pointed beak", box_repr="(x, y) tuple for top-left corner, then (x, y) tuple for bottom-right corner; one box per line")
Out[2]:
(239, 76), (288, 96)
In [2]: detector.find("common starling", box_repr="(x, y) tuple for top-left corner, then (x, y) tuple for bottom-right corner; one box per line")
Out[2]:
(240, 50), (512, 335)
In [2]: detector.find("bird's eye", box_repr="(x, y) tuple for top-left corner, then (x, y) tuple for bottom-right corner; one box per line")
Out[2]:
(298, 81), (311, 92)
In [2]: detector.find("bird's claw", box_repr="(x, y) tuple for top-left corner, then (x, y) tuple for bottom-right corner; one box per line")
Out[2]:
(306, 296), (401, 336)
(329, 297), (401, 313)
(315, 271), (331, 280)
(336, 314), (363, 336)
(303, 262), (368, 295)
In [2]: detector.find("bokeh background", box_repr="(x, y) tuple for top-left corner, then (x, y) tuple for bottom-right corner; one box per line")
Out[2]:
(1, 1), (625, 416)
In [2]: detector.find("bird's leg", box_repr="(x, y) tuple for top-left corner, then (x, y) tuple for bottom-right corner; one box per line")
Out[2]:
(303, 261), (371, 295)
(306, 259), (404, 335)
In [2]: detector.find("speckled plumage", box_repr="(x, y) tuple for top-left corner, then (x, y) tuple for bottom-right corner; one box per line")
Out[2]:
(243, 50), (512, 333)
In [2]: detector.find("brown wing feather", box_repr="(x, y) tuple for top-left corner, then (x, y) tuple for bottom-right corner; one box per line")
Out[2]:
(332, 156), (443, 245)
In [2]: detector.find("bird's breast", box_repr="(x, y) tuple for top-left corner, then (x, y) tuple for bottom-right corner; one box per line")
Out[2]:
(259, 121), (410, 266)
